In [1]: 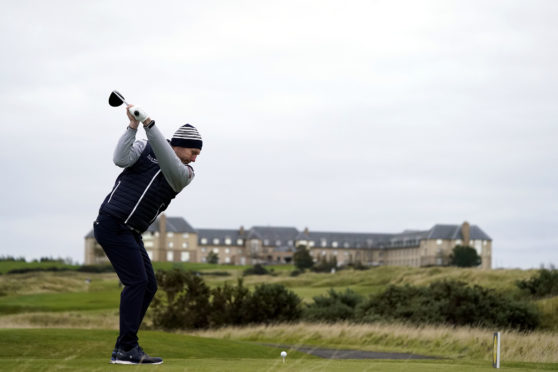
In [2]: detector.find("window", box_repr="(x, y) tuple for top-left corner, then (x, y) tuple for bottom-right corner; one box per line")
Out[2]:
(225, 248), (230, 254)
(144, 241), (153, 248)
(201, 238), (207, 244)
(321, 239), (327, 247)
(332, 241), (338, 248)
(182, 233), (189, 238)
(264, 239), (270, 245)
(182, 242), (188, 248)
(167, 232), (174, 238)
(225, 257), (231, 263)
(201, 247), (206, 252)
(167, 251), (173, 261)
(225, 238), (232, 245)
(309, 241), (315, 247)
(181, 252), (190, 262)
(213, 248), (219, 254)
(237, 239), (243, 245)
(276, 240), (281, 246)
(436, 239), (442, 245)
(213, 238), (220, 245)
(168, 242), (173, 248)
(146, 250), (153, 260)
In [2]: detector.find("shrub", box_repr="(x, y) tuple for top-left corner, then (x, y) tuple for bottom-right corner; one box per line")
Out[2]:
(345, 261), (369, 271)
(206, 251), (219, 264)
(151, 270), (301, 329)
(244, 283), (302, 324)
(357, 280), (540, 330)
(209, 278), (251, 327)
(151, 269), (211, 329)
(293, 245), (314, 270)
(77, 264), (114, 273)
(449, 245), (481, 267)
(303, 288), (364, 322)
(7, 267), (71, 274)
(517, 267), (558, 298)
(312, 256), (337, 273)
(243, 264), (270, 276)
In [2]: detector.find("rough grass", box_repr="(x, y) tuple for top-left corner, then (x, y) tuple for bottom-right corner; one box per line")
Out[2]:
(0, 309), (119, 329)
(192, 322), (558, 364)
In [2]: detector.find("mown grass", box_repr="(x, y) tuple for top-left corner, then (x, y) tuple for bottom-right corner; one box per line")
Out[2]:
(0, 328), (554, 372)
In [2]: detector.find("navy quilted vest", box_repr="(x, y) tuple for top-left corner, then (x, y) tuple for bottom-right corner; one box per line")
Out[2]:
(99, 142), (178, 232)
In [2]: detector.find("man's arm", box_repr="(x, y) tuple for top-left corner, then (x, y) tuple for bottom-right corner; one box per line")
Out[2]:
(113, 126), (146, 168)
(144, 122), (194, 192)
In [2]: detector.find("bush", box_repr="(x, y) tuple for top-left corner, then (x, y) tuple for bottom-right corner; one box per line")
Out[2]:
(0, 256), (25, 262)
(7, 267), (71, 274)
(449, 245), (481, 267)
(151, 269), (211, 329)
(312, 256), (337, 273)
(345, 261), (369, 271)
(206, 251), (219, 264)
(293, 245), (314, 270)
(209, 278), (251, 327)
(357, 280), (540, 330)
(303, 288), (363, 322)
(243, 264), (270, 276)
(517, 267), (558, 298)
(151, 269), (301, 329)
(244, 283), (302, 324)
(77, 264), (114, 273)
(290, 269), (304, 277)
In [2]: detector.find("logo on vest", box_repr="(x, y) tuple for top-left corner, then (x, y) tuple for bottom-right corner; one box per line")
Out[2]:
(147, 154), (159, 164)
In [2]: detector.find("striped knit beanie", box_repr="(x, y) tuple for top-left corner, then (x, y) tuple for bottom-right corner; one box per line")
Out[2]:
(170, 124), (203, 149)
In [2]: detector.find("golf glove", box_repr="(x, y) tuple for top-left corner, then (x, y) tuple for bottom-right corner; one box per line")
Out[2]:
(128, 106), (149, 122)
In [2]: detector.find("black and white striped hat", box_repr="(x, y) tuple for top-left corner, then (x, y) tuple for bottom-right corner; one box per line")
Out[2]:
(170, 124), (203, 150)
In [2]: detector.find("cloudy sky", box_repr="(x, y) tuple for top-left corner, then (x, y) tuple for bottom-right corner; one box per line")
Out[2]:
(1, 0), (556, 268)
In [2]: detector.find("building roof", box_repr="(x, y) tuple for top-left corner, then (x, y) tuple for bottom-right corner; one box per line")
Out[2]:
(427, 224), (492, 241)
(85, 217), (492, 249)
(84, 216), (195, 238)
(146, 216), (196, 233)
(248, 226), (299, 247)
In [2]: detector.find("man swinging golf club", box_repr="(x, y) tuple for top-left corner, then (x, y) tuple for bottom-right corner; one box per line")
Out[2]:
(93, 91), (202, 364)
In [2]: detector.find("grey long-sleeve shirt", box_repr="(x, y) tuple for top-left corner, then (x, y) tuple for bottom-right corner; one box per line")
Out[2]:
(113, 124), (194, 193)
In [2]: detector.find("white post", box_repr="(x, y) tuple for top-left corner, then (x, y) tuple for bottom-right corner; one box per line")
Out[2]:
(493, 332), (501, 368)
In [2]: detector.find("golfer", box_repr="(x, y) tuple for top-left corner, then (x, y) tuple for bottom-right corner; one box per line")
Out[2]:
(93, 104), (202, 364)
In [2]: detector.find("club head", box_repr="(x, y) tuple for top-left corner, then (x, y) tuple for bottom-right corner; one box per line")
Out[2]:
(109, 90), (126, 107)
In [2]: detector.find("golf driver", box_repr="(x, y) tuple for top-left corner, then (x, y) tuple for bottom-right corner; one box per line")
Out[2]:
(108, 90), (149, 122)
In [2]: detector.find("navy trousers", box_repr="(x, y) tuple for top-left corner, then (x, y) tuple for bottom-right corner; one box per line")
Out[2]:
(93, 212), (157, 351)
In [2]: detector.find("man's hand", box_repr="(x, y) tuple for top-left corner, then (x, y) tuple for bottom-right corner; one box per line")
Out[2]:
(126, 105), (140, 129)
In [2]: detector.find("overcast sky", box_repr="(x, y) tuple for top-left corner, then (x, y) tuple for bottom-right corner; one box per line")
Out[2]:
(1, 0), (556, 268)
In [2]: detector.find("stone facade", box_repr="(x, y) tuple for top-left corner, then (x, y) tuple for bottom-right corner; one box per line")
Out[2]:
(84, 217), (492, 269)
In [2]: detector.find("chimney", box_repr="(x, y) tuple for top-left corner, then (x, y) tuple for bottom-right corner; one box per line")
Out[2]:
(304, 227), (309, 235)
(239, 225), (244, 235)
(461, 221), (470, 246)
(159, 214), (167, 258)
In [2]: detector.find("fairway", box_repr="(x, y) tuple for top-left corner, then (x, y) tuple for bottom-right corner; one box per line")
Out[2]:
(0, 329), (554, 372)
